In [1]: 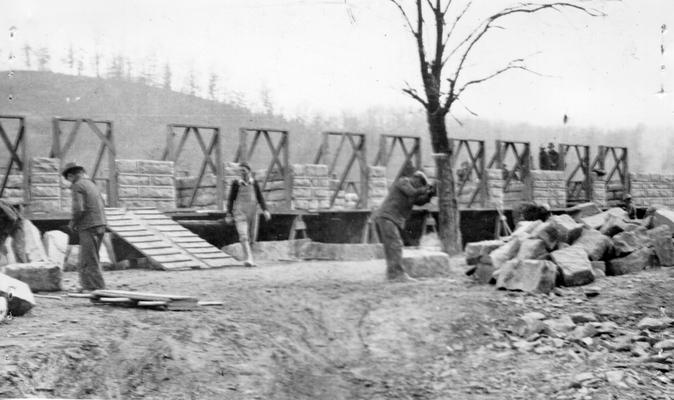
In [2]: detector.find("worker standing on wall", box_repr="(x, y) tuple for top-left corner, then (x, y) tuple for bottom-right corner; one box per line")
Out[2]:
(225, 162), (271, 267)
(374, 170), (436, 282)
(62, 162), (107, 291)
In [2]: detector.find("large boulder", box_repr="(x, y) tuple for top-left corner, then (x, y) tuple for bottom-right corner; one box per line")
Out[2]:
(21, 219), (50, 263)
(495, 259), (557, 294)
(612, 228), (651, 257)
(0, 272), (35, 316)
(591, 261), (606, 279)
(606, 247), (656, 276)
(516, 238), (548, 260)
(402, 249), (451, 278)
(600, 214), (631, 237)
(583, 208), (628, 231)
(648, 225), (674, 266)
(567, 202), (603, 221)
(548, 214), (584, 244)
(1, 261), (62, 292)
(550, 246), (595, 286)
(512, 220), (543, 239)
(652, 209), (674, 233)
(572, 228), (612, 261)
(42, 230), (69, 268)
(464, 240), (506, 265)
(485, 237), (522, 268)
(473, 263), (497, 284)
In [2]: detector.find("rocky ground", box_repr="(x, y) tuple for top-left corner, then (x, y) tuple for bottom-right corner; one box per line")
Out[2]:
(1, 257), (673, 400)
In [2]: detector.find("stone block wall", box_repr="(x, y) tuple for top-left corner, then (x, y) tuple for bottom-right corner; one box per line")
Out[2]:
(289, 164), (331, 211)
(175, 173), (219, 209)
(592, 180), (607, 208)
(630, 172), (674, 208)
(29, 158), (63, 213)
(486, 168), (505, 206)
(366, 166), (386, 209)
(0, 167), (25, 205)
(530, 170), (566, 208)
(116, 160), (175, 210)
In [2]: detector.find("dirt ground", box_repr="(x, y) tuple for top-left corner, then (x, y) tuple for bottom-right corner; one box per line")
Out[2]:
(1, 257), (673, 400)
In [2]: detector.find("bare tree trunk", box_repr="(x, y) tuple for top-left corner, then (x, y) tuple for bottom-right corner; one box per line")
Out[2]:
(428, 110), (462, 254)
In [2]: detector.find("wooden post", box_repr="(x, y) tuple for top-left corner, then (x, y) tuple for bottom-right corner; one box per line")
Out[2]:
(20, 118), (29, 205)
(623, 148), (630, 195)
(522, 143), (533, 202)
(215, 128), (224, 211)
(238, 128), (248, 164)
(107, 121), (119, 207)
(283, 131), (291, 210)
(360, 134), (368, 209)
(479, 140), (487, 207)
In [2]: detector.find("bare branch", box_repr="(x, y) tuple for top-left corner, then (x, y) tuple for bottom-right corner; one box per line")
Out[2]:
(402, 84), (429, 107)
(444, 2), (603, 111)
(443, 0), (473, 51)
(442, 0), (453, 15)
(449, 112), (464, 126)
(425, 0), (435, 12)
(454, 59), (529, 97)
(459, 100), (479, 117)
(390, 0), (417, 36)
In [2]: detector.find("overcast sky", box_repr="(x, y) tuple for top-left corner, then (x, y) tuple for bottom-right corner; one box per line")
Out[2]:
(2, 0), (673, 128)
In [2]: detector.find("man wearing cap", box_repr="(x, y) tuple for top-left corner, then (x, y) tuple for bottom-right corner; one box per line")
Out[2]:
(225, 162), (271, 267)
(62, 162), (106, 291)
(374, 170), (436, 282)
(621, 193), (637, 219)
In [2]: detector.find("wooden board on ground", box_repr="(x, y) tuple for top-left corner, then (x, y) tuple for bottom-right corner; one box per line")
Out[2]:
(104, 208), (239, 270)
(90, 289), (199, 311)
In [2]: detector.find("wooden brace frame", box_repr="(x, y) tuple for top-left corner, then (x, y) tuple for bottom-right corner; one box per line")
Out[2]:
(163, 124), (223, 210)
(374, 134), (421, 181)
(590, 145), (629, 194)
(0, 116), (29, 203)
(314, 131), (368, 209)
(487, 140), (532, 202)
(235, 128), (291, 210)
(451, 138), (487, 208)
(51, 117), (118, 207)
(558, 143), (591, 205)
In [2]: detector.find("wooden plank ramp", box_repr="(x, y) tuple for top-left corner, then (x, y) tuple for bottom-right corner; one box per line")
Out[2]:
(105, 207), (239, 270)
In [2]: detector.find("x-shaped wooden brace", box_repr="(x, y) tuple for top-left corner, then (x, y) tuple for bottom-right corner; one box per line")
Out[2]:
(329, 134), (366, 208)
(453, 139), (486, 207)
(243, 130), (286, 191)
(0, 119), (24, 197)
(188, 132), (219, 207)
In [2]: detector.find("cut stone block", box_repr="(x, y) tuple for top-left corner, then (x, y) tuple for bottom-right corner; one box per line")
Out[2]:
(486, 237), (521, 268)
(42, 230), (69, 268)
(612, 229), (651, 256)
(591, 261), (606, 279)
(516, 238), (548, 260)
(551, 246), (595, 286)
(31, 157), (60, 173)
(653, 209), (674, 233)
(1, 261), (62, 292)
(548, 214), (584, 244)
(648, 225), (674, 266)
(512, 220), (543, 238)
(582, 208), (628, 230)
(464, 240), (506, 265)
(531, 222), (561, 250)
(21, 219), (49, 263)
(495, 259), (557, 294)
(473, 263), (497, 284)
(568, 202), (602, 221)
(402, 248), (451, 278)
(600, 214), (630, 237)
(572, 228), (612, 261)
(0, 272), (34, 316)
(606, 247), (656, 276)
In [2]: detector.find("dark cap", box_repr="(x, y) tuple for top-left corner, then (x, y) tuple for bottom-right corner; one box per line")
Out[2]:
(61, 161), (85, 178)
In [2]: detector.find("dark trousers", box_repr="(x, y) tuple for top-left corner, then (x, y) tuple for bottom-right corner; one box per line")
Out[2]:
(78, 226), (106, 291)
(375, 217), (405, 279)
(0, 220), (26, 263)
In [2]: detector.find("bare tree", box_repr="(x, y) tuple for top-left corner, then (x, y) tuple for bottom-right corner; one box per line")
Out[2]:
(63, 44), (75, 72)
(208, 72), (219, 100)
(22, 44), (32, 69)
(92, 51), (102, 78)
(35, 47), (51, 71)
(390, 1), (601, 254)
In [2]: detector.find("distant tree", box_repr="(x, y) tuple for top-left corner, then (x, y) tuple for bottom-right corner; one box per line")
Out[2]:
(125, 58), (133, 80)
(162, 62), (172, 90)
(106, 54), (125, 79)
(22, 44), (32, 69)
(92, 51), (102, 78)
(140, 53), (158, 86)
(63, 44), (75, 72)
(35, 47), (51, 71)
(185, 68), (199, 96)
(260, 83), (274, 115)
(208, 72), (219, 100)
(389, 0), (601, 254)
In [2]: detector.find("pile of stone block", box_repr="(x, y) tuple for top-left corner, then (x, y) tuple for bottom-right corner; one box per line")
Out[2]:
(117, 160), (176, 210)
(530, 170), (566, 208)
(630, 172), (674, 209)
(367, 166), (387, 209)
(0, 167), (25, 204)
(29, 157), (63, 213)
(464, 202), (674, 294)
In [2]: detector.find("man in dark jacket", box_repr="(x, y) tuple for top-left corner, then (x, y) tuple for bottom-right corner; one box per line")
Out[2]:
(374, 170), (436, 282)
(62, 162), (107, 291)
(225, 162), (271, 267)
(0, 199), (26, 263)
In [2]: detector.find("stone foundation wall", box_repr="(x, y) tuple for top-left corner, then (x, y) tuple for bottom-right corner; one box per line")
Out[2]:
(366, 166), (386, 209)
(630, 172), (674, 208)
(289, 164), (331, 211)
(116, 160), (175, 210)
(29, 158), (63, 213)
(0, 168), (25, 205)
(592, 180), (607, 208)
(530, 170), (566, 208)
